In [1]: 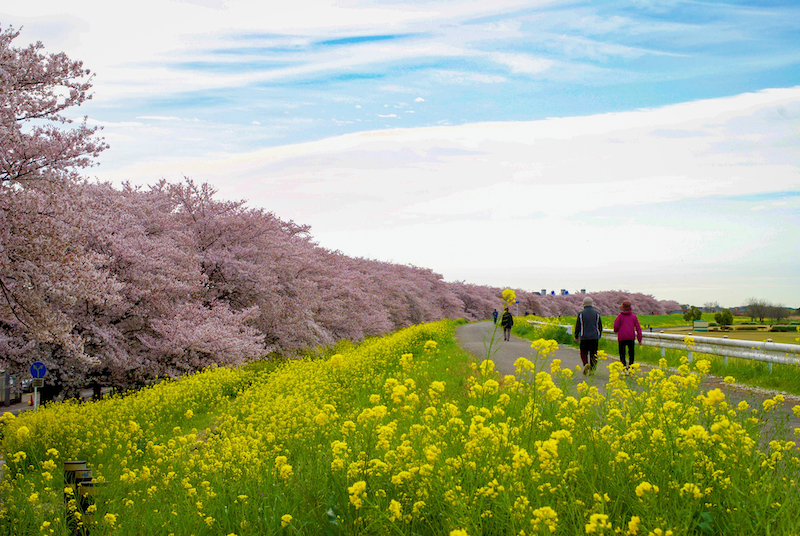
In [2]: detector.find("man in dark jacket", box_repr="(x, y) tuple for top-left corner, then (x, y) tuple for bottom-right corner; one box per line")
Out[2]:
(500, 307), (514, 341)
(574, 297), (602, 375)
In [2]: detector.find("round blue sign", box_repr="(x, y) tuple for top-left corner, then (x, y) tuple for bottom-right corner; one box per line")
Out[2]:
(30, 361), (47, 379)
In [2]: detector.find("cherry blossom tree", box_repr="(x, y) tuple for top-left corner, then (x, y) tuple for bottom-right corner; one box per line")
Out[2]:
(0, 179), (122, 395)
(0, 25), (107, 186)
(1, 26), (112, 393)
(71, 181), (265, 388)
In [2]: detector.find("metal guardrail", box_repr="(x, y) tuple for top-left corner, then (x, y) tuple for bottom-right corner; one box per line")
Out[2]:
(604, 329), (800, 370)
(527, 320), (800, 370)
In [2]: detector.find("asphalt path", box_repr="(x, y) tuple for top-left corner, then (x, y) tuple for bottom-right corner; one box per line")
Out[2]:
(456, 321), (800, 443)
(456, 320), (603, 383)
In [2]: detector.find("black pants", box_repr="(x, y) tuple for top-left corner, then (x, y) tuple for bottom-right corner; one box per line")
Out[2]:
(579, 339), (599, 369)
(618, 340), (635, 366)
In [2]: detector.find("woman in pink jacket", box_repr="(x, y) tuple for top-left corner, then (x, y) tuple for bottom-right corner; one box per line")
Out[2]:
(613, 300), (642, 374)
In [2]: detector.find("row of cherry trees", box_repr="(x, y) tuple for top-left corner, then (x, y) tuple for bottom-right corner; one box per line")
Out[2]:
(0, 26), (678, 393)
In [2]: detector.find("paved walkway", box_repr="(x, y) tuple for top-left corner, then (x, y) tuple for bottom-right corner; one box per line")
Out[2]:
(1, 395), (40, 415)
(1, 388), (110, 416)
(456, 321), (800, 442)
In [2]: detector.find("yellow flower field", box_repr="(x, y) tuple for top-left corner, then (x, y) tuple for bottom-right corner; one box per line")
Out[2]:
(2, 320), (799, 535)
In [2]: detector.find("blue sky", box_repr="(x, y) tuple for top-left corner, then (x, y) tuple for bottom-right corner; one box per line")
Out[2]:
(4, 0), (800, 307)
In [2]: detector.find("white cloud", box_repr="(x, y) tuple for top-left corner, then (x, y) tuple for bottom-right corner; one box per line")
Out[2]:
(86, 119), (144, 128)
(415, 97), (425, 102)
(492, 52), (554, 75)
(137, 116), (182, 121)
(436, 70), (508, 84)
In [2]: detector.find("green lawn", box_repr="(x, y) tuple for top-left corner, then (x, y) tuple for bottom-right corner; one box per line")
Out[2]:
(655, 327), (799, 345)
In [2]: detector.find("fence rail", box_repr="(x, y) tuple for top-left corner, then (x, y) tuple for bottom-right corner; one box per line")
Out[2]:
(604, 330), (800, 369)
(527, 320), (800, 370)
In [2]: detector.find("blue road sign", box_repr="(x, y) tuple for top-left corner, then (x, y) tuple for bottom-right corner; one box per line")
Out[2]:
(30, 361), (47, 379)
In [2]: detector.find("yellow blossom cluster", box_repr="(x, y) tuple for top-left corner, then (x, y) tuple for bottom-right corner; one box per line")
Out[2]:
(502, 288), (517, 308)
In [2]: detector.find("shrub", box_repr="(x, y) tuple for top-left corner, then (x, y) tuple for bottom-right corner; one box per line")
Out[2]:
(512, 318), (574, 345)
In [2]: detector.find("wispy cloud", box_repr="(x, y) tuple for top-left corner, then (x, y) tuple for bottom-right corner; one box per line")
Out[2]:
(492, 52), (553, 75)
(136, 116), (184, 121)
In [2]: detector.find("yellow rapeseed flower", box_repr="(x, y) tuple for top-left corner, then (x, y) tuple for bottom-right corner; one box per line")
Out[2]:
(348, 480), (367, 509)
(700, 389), (725, 406)
(695, 359), (711, 374)
(532, 506), (558, 533)
(586, 513), (611, 533)
(502, 288), (516, 307)
(680, 483), (703, 500)
(635, 481), (659, 497)
(627, 516), (641, 535)
(389, 499), (403, 521)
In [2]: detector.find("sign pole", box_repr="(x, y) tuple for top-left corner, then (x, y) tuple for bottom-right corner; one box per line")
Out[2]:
(30, 361), (47, 410)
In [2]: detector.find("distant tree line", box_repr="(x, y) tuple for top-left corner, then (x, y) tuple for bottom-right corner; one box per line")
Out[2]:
(744, 298), (793, 324)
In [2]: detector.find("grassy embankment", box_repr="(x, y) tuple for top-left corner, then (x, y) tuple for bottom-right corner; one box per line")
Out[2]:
(2, 319), (799, 535)
(512, 315), (800, 396)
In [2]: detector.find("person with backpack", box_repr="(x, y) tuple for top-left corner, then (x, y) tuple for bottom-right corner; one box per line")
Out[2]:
(500, 307), (514, 341)
(574, 297), (603, 375)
